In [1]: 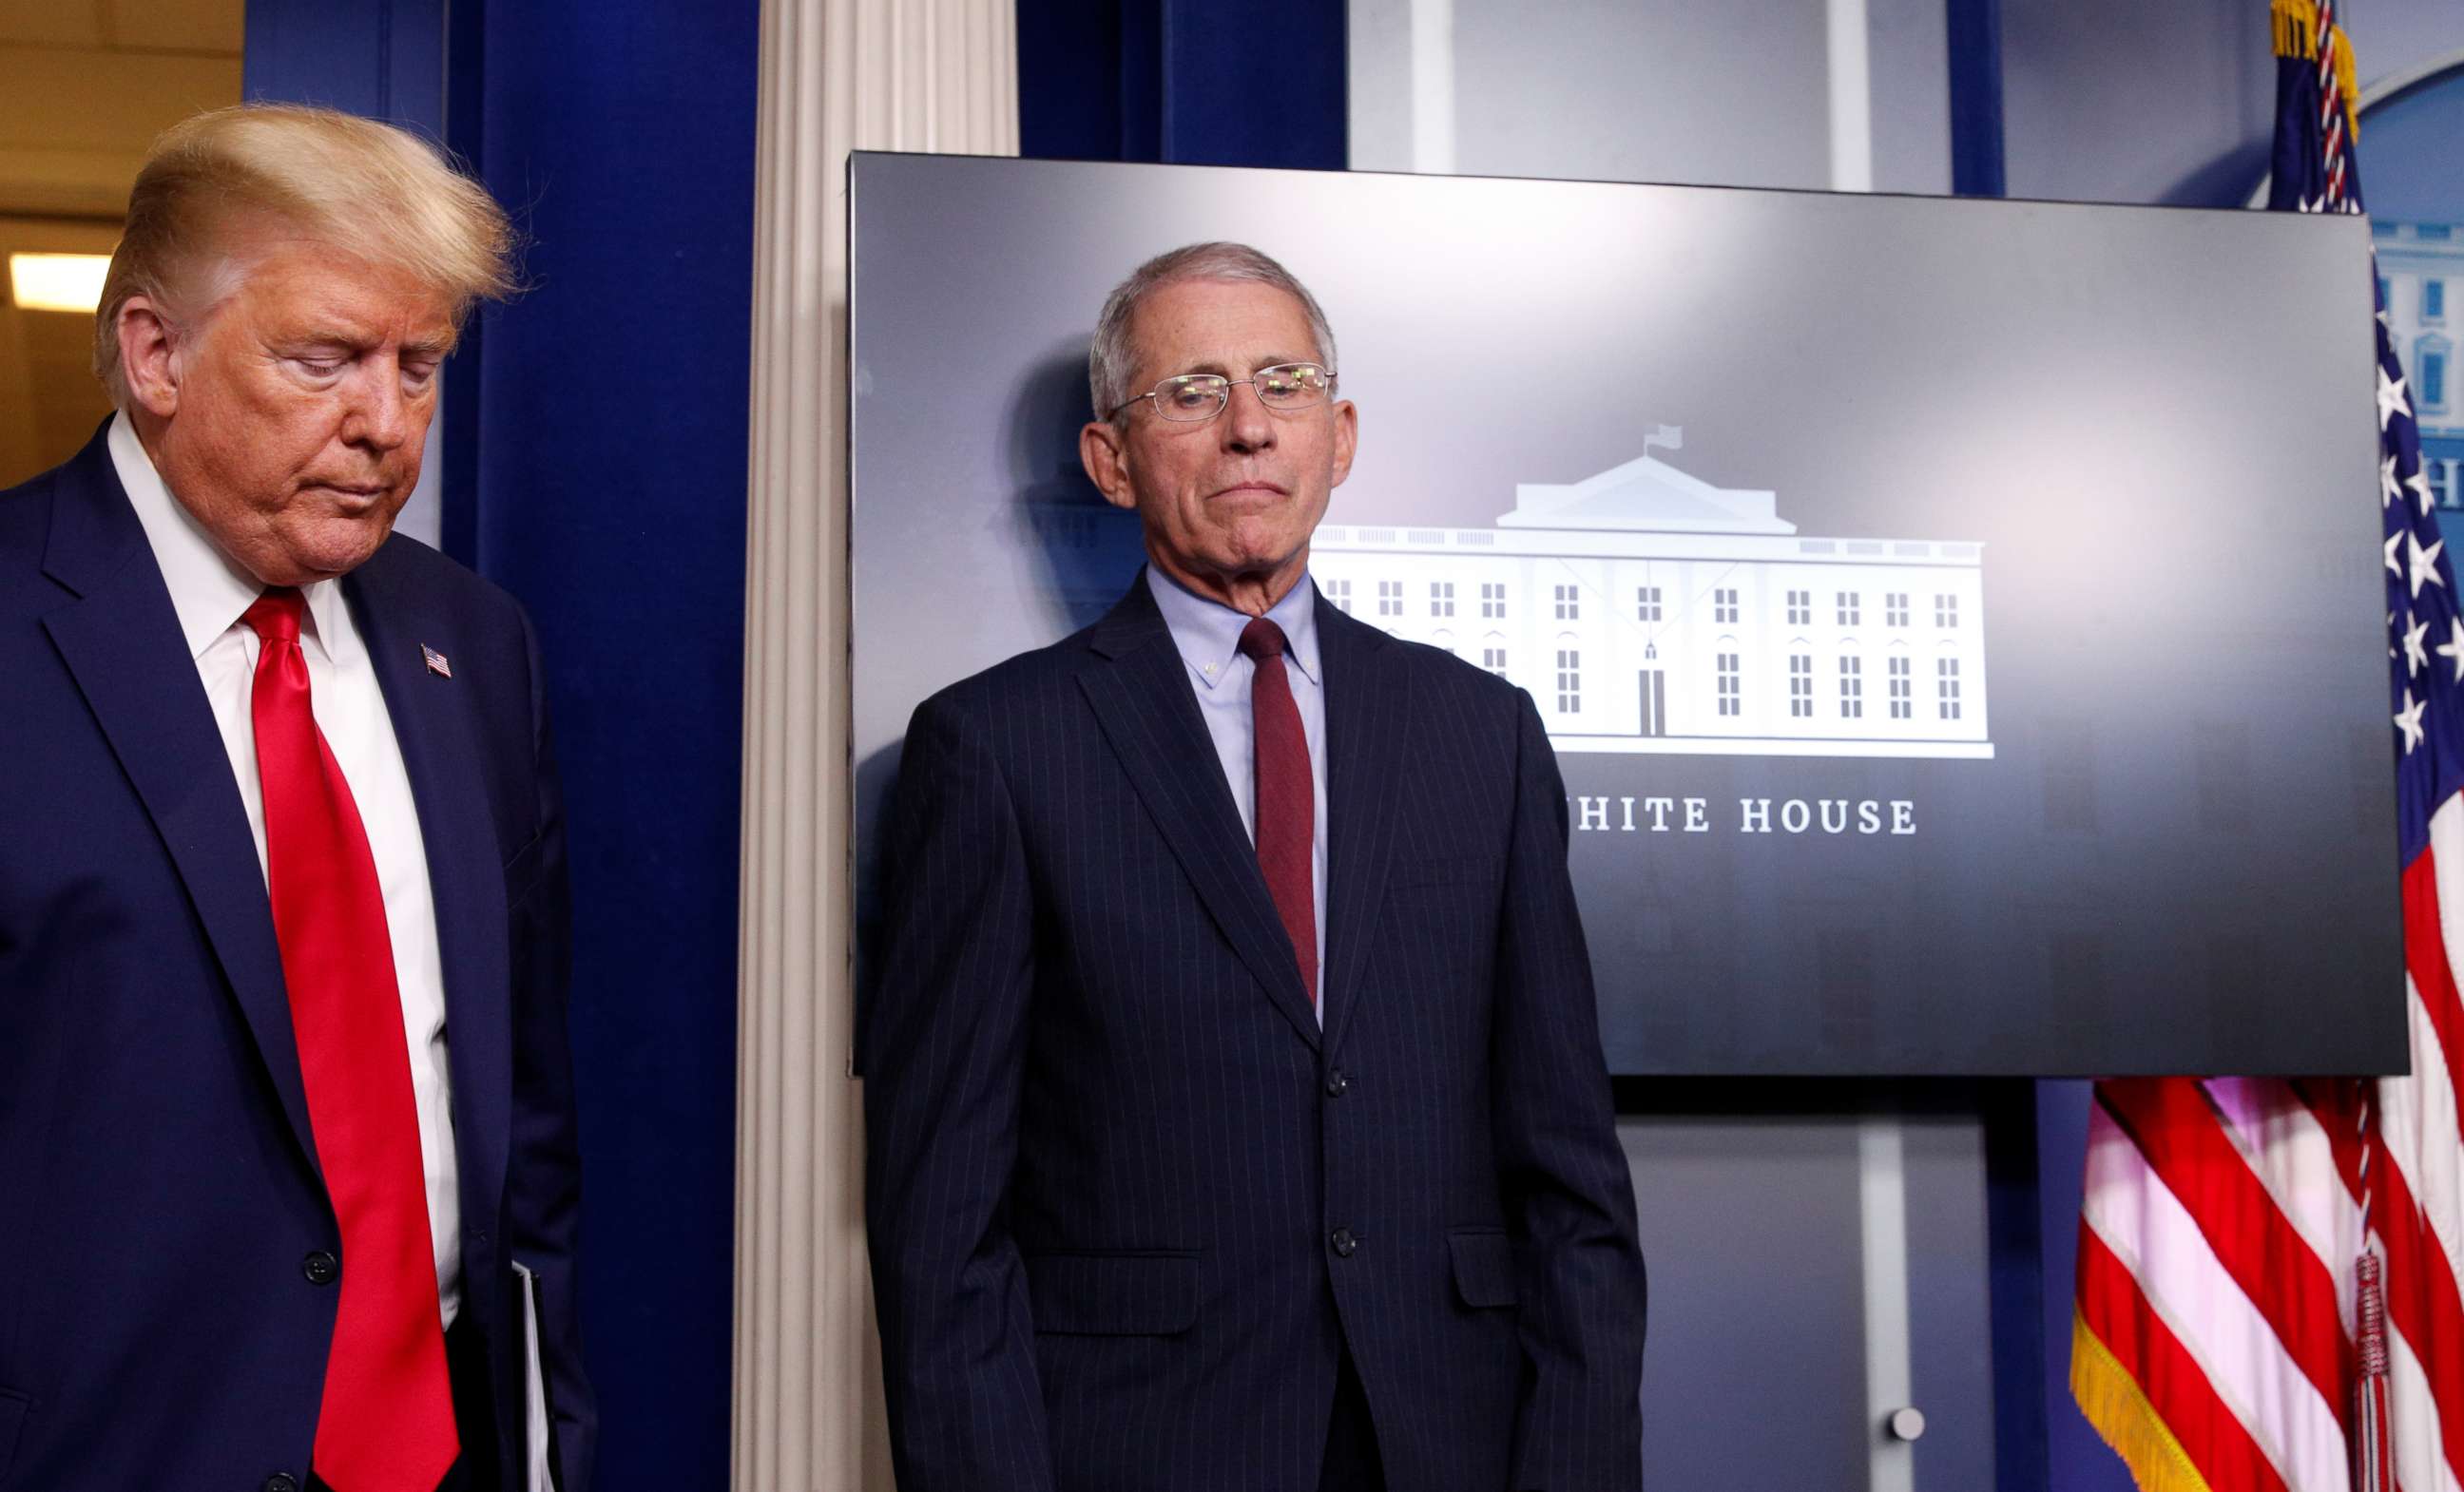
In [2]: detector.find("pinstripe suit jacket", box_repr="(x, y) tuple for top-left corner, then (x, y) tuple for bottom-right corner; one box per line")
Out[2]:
(863, 573), (1646, 1492)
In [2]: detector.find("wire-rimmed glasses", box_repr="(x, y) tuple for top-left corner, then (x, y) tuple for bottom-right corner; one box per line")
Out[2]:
(1107, 362), (1338, 422)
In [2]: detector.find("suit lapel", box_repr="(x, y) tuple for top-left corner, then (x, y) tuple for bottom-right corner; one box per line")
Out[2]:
(347, 545), (512, 1231)
(1318, 598), (1408, 1056)
(1076, 579), (1322, 1050)
(37, 430), (320, 1174)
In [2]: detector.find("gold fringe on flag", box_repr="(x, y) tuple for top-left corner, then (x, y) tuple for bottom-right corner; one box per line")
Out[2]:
(2070, 1310), (2219, 1492)
(2270, 0), (2362, 143)
(2273, 0), (2320, 58)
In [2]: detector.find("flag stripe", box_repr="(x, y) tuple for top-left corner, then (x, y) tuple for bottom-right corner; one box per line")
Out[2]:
(2429, 801), (2464, 1019)
(2101, 1078), (2357, 1431)
(2078, 1222), (2297, 1492)
(2289, 1076), (2371, 1211)
(2074, 1308), (2226, 1492)
(2381, 1312), (2463, 1492)
(2084, 1101), (2349, 1492)
(2204, 1077), (2365, 1329)
(2381, 973), (2464, 1310)
(2401, 851), (2464, 1160)
(2407, 814), (2464, 1283)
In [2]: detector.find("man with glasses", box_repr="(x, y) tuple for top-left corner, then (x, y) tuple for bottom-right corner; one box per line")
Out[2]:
(864, 242), (1646, 1492)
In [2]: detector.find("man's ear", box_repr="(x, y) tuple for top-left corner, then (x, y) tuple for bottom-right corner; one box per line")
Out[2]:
(115, 296), (183, 419)
(1329, 399), (1358, 488)
(1080, 419), (1138, 511)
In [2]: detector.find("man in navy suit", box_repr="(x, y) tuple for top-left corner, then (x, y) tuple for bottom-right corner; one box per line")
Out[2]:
(0, 105), (591, 1492)
(864, 242), (1646, 1492)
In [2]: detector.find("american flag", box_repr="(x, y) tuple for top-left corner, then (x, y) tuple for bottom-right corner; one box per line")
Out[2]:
(2069, 5), (2463, 1492)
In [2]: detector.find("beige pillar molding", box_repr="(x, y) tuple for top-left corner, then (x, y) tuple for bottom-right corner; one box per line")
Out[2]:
(735, 2), (1017, 1488)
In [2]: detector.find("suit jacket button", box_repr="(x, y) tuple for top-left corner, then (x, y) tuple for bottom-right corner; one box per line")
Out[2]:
(1324, 1068), (1348, 1098)
(302, 1251), (339, 1287)
(1330, 1228), (1357, 1257)
(264, 1474), (301, 1492)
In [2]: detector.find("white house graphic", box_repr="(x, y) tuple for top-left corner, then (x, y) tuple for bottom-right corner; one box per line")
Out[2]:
(1308, 436), (1993, 759)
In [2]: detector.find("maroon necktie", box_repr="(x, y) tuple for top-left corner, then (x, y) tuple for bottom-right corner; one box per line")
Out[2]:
(242, 589), (458, 1492)
(1239, 618), (1318, 1012)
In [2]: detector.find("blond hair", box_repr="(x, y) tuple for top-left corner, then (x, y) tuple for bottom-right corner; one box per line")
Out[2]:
(1088, 241), (1338, 420)
(94, 103), (517, 402)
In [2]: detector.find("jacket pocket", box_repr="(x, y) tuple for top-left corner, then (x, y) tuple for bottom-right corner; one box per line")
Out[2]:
(1025, 1250), (1199, 1336)
(1448, 1229), (1519, 1309)
(0, 1387), (29, 1483)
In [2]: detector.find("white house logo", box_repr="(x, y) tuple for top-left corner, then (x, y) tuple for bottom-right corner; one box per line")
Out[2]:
(1308, 430), (1994, 760)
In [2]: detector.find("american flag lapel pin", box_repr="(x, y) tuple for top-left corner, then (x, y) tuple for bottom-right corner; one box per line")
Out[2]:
(422, 644), (453, 679)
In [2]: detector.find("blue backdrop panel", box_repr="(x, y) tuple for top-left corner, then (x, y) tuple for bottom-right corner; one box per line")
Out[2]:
(242, 0), (445, 135)
(1947, 0), (2006, 199)
(1018, 0), (1345, 168)
(438, 4), (757, 1486)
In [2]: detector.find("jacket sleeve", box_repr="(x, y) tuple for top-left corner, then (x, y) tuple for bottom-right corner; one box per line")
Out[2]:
(861, 691), (1053, 1492)
(504, 603), (596, 1492)
(1492, 689), (1647, 1492)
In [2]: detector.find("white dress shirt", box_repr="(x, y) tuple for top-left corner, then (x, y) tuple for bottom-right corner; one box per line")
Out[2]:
(110, 411), (463, 1326)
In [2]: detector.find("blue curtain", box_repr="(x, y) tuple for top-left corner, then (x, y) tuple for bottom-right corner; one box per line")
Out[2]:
(441, 5), (758, 1485)
(248, 2), (760, 1485)
(1019, 0), (1345, 168)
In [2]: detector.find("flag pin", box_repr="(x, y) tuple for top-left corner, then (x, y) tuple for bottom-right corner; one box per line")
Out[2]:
(422, 644), (452, 679)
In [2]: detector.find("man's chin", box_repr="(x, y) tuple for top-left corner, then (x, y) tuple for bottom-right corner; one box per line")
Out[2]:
(1174, 551), (1300, 584)
(1229, 545), (1310, 583)
(257, 522), (396, 586)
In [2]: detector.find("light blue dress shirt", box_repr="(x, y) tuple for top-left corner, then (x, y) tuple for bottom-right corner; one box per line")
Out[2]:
(1145, 564), (1329, 1010)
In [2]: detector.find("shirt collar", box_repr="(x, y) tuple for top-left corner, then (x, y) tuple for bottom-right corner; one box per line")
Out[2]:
(109, 410), (350, 662)
(1145, 563), (1322, 691)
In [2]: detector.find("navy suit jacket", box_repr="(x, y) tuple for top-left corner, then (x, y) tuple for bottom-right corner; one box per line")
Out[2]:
(0, 429), (595, 1492)
(863, 574), (1646, 1492)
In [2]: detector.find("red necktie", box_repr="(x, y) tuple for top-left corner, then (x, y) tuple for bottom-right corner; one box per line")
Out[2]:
(242, 589), (457, 1492)
(1239, 618), (1318, 1012)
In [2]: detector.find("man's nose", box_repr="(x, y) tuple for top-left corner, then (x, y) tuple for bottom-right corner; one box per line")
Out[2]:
(1221, 380), (1276, 450)
(343, 361), (414, 452)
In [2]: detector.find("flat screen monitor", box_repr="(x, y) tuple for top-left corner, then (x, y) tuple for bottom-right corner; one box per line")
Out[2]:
(849, 151), (2399, 1077)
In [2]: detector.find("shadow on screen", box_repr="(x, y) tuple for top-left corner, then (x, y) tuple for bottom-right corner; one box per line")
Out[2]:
(850, 737), (899, 1077)
(852, 342), (1145, 1073)
(1005, 337), (1145, 633)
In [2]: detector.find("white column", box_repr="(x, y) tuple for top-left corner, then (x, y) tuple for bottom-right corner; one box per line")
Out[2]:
(1823, 9), (1908, 1482)
(735, 3), (1016, 1490)
(1859, 1113), (1915, 1492)
(1826, 0), (1875, 193)
(1409, 0), (1456, 175)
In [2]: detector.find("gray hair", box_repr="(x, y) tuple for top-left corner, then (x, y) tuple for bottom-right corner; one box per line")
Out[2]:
(1088, 241), (1338, 420)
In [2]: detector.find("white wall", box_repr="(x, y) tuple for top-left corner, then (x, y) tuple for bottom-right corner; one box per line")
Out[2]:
(1348, 0), (1950, 193)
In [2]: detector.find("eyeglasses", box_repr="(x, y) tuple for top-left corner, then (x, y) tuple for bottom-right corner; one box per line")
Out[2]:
(1108, 362), (1338, 422)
